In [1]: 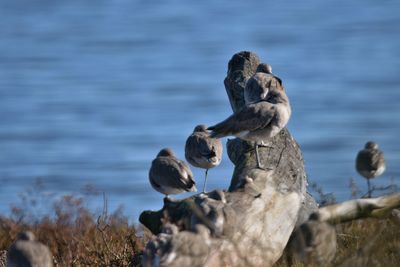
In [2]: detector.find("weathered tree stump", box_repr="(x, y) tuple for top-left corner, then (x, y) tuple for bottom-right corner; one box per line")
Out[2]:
(140, 51), (317, 267)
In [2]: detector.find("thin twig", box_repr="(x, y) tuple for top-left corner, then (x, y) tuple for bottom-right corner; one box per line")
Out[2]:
(96, 192), (121, 261)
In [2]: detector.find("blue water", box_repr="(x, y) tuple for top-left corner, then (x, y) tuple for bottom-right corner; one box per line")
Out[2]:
(0, 1), (399, 221)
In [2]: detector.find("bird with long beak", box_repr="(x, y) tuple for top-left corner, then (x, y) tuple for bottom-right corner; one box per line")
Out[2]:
(208, 69), (291, 169)
(185, 124), (223, 193)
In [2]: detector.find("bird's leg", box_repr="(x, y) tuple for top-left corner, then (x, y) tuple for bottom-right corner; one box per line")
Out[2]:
(367, 179), (372, 198)
(258, 140), (274, 149)
(202, 169), (209, 193)
(164, 195), (177, 204)
(255, 142), (263, 169)
(163, 195), (168, 204)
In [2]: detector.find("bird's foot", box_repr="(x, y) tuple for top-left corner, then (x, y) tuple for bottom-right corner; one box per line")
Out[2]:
(258, 143), (274, 149)
(200, 191), (208, 196)
(163, 196), (175, 204)
(256, 165), (274, 171)
(199, 192), (208, 199)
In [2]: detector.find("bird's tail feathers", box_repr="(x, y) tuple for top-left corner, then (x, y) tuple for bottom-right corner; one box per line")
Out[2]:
(207, 124), (232, 139)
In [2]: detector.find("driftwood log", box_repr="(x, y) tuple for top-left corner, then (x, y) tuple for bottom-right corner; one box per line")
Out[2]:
(140, 51), (318, 267)
(316, 192), (400, 223)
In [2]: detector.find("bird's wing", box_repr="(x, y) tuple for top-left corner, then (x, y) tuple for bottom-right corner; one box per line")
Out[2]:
(177, 159), (195, 180)
(196, 134), (219, 158)
(186, 133), (220, 158)
(150, 157), (195, 191)
(208, 102), (276, 138)
(356, 150), (376, 172)
(371, 150), (385, 170)
(185, 134), (204, 165)
(274, 75), (283, 87)
(207, 137), (223, 159)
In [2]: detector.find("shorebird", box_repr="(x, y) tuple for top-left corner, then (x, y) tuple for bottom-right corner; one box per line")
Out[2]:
(245, 63), (284, 105)
(185, 125), (222, 193)
(255, 63), (282, 86)
(356, 141), (385, 197)
(208, 71), (291, 169)
(149, 148), (197, 198)
(244, 69), (271, 105)
(289, 217), (337, 266)
(7, 231), (53, 267)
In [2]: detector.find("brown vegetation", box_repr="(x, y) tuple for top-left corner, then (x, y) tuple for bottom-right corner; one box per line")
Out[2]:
(0, 193), (143, 267)
(334, 217), (400, 266)
(276, 216), (400, 266)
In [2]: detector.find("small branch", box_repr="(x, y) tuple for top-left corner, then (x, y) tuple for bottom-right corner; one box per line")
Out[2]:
(96, 193), (121, 262)
(361, 184), (398, 198)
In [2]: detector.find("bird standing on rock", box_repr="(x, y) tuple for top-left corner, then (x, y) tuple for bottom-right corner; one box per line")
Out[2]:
(7, 231), (53, 267)
(356, 141), (385, 197)
(185, 125), (223, 193)
(208, 68), (291, 169)
(149, 148), (197, 198)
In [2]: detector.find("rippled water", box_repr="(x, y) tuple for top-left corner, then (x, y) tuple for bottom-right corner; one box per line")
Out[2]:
(0, 1), (399, 220)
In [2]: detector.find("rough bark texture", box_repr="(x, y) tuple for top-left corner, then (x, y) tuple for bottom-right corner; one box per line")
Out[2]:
(140, 51), (317, 267)
(224, 51), (261, 113)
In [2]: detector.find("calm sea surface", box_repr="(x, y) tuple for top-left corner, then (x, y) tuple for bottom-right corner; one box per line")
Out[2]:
(0, 1), (399, 221)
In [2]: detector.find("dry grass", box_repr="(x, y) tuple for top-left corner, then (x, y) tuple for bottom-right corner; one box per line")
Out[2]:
(0, 193), (144, 267)
(275, 217), (400, 267)
(333, 217), (400, 266)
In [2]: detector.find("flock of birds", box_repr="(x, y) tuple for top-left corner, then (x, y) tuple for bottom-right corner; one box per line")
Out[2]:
(3, 63), (388, 266)
(148, 62), (386, 200)
(149, 63), (291, 197)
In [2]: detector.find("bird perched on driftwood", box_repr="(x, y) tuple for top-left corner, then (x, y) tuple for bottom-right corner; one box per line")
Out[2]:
(255, 63), (282, 86)
(208, 69), (291, 169)
(6, 231), (53, 267)
(356, 141), (385, 197)
(185, 125), (222, 193)
(149, 148), (197, 198)
(288, 216), (337, 266)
